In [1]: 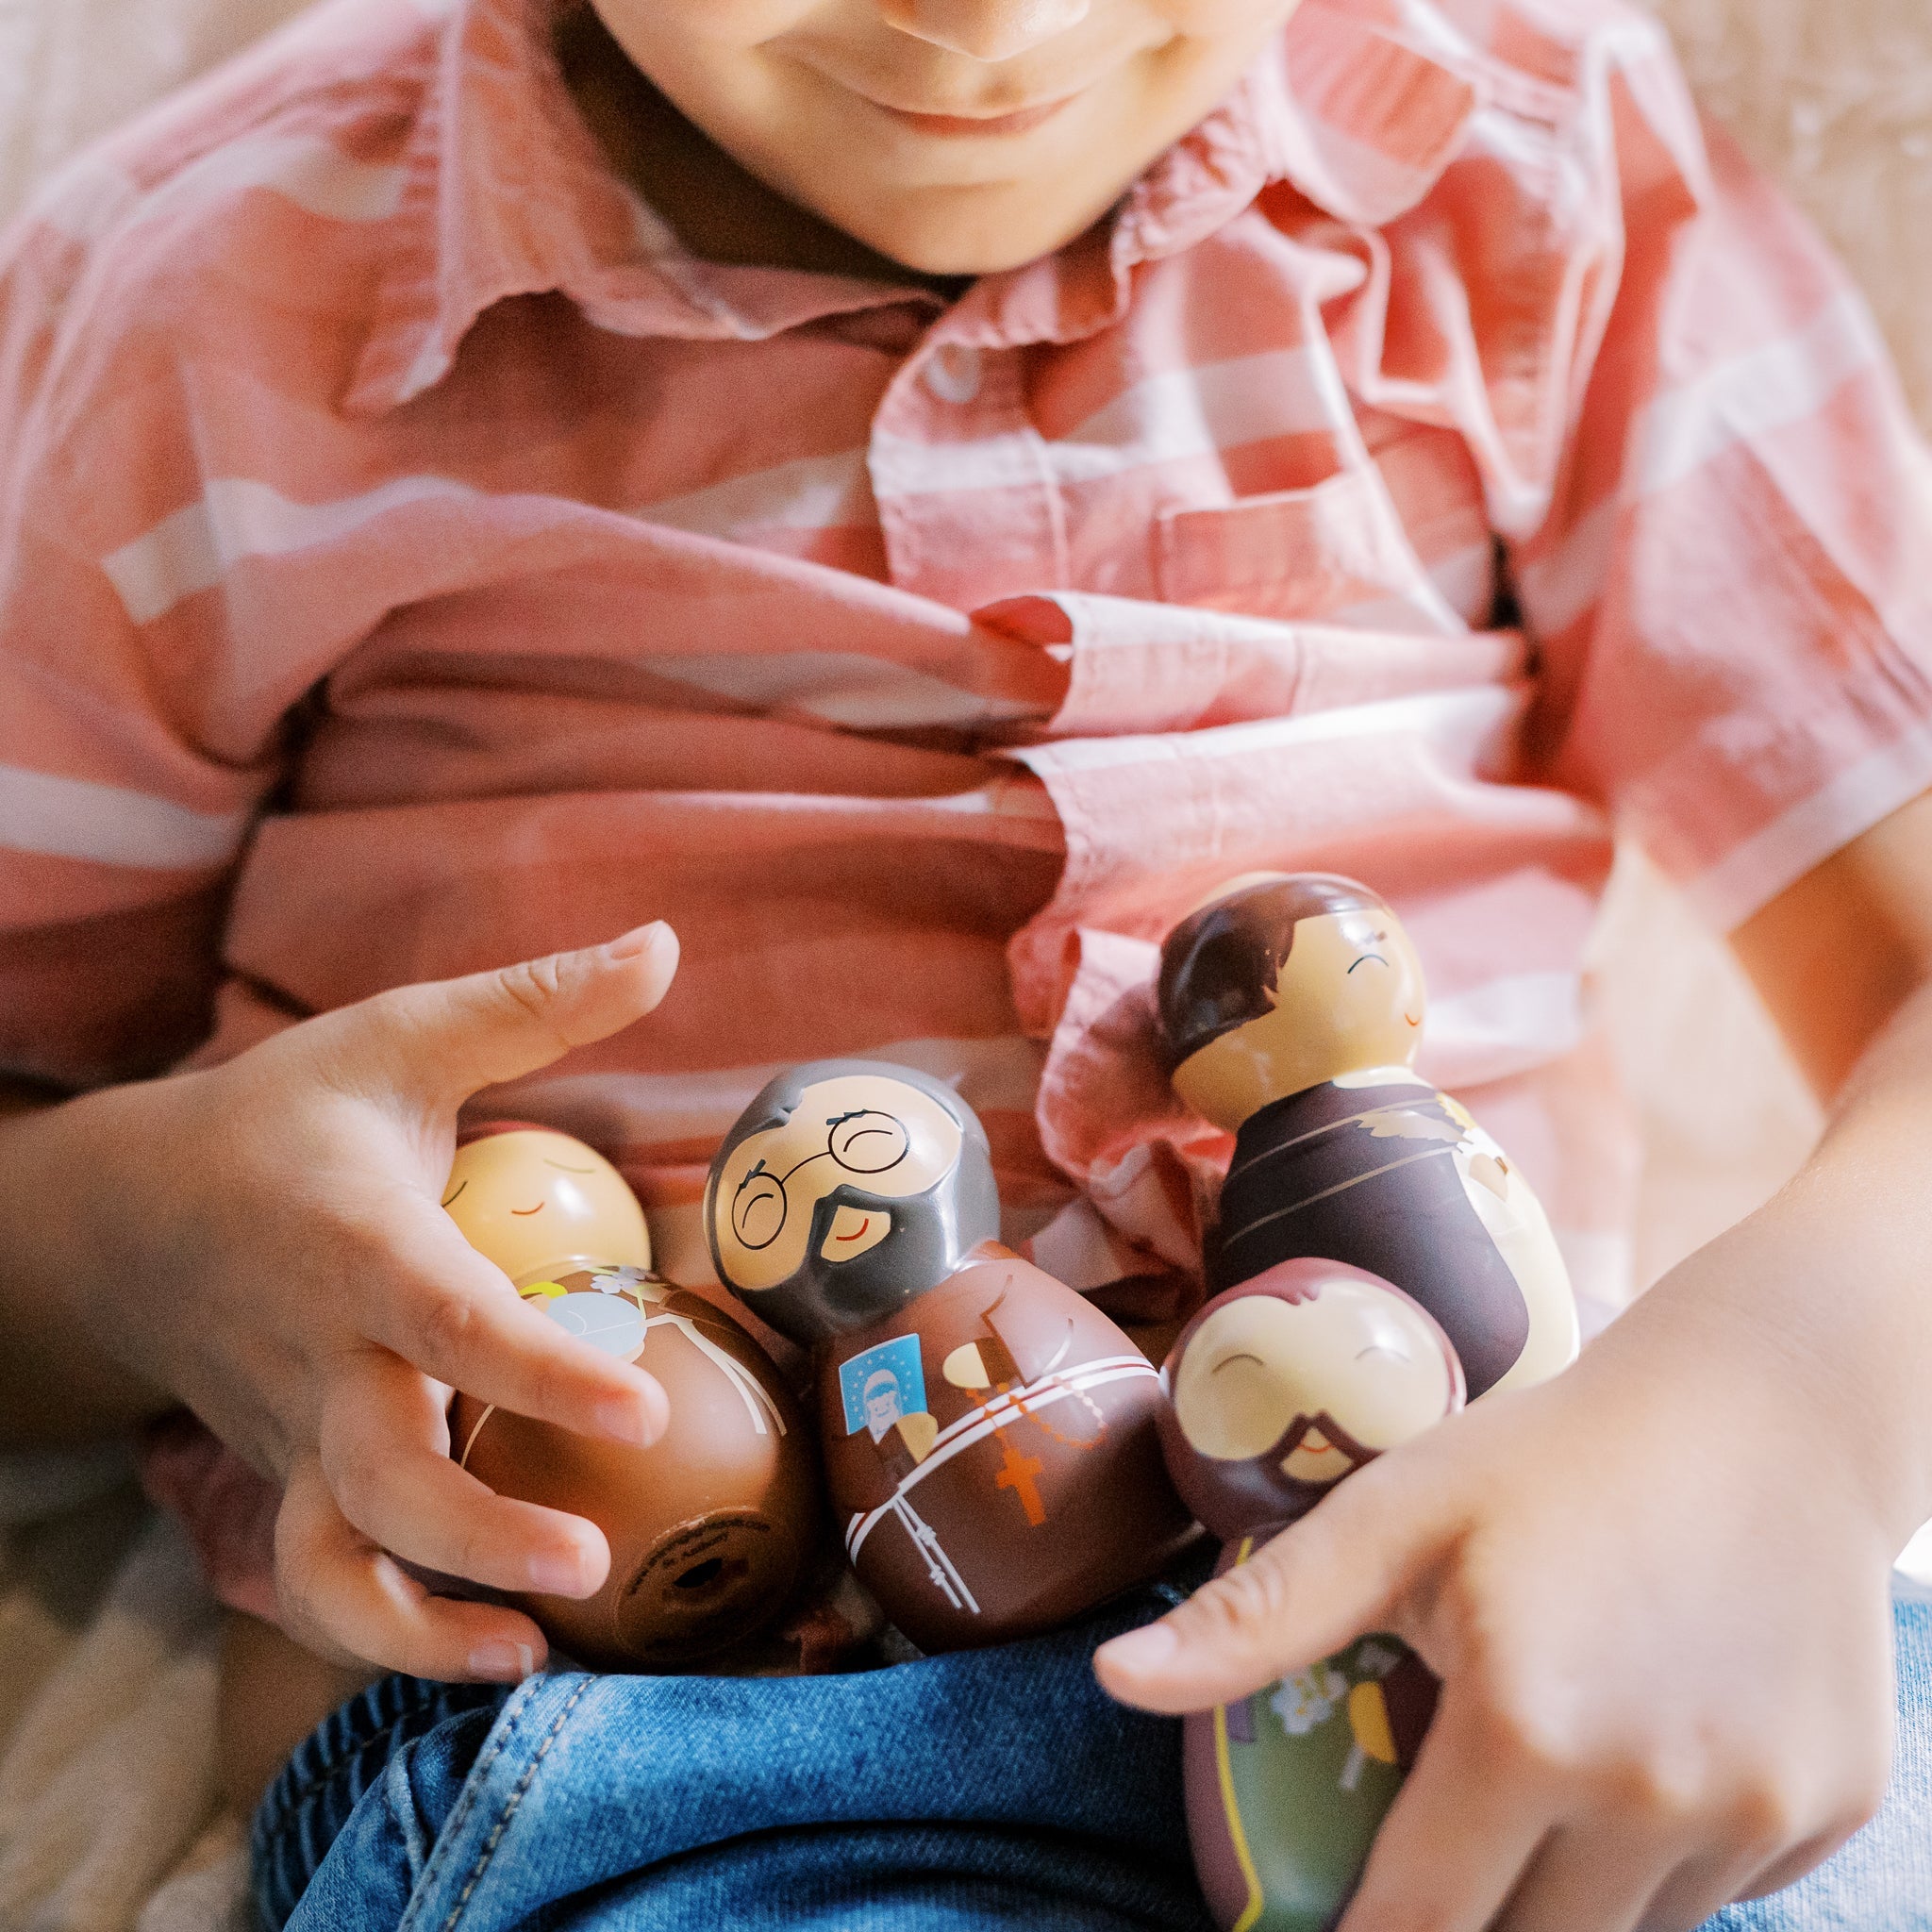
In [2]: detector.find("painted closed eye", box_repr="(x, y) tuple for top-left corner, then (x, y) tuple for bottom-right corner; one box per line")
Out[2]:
(825, 1108), (909, 1174)
(1356, 1342), (1411, 1363)
(441, 1180), (467, 1208)
(542, 1158), (599, 1174)
(1211, 1352), (1266, 1374)
(731, 1162), (788, 1249)
(1347, 953), (1391, 974)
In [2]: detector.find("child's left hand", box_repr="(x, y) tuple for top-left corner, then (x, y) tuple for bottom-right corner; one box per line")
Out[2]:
(1095, 1241), (1903, 1931)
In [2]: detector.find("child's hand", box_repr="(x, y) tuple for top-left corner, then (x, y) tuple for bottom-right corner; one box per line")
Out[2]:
(31, 924), (681, 1682)
(1094, 1277), (1900, 1931)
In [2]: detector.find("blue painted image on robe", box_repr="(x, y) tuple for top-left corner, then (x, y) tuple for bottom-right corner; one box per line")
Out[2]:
(838, 1334), (928, 1439)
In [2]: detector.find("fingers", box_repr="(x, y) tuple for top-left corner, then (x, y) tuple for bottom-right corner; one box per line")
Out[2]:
(1333, 1685), (1554, 1932)
(275, 1455), (551, 1683)
(356, 1208), (668, 1446)
(1637, 1848), (1789, 1932)
(1095, 1469), (1444, 1711)
(330, 921), (680, 1110)
(1489, 1820), (1682, 1932)
(319, 1356), (610, 1599)
(1665, 1803), (1876, 1925)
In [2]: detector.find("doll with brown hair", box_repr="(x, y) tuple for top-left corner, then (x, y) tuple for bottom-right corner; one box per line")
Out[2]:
(1158, 874), (1579, 1397)
(446, 1122), (821, 1671)
(1157, 1257), (1464, 1932)
(706, 1059), (1196, 1653)
(1150, 874), (1586, 1926)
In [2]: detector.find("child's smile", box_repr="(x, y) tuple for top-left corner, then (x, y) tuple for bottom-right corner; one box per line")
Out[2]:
(577, 0), (1307, 275)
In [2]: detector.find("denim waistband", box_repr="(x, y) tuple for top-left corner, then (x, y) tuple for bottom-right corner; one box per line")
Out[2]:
(261, 1565), (1212, 1932)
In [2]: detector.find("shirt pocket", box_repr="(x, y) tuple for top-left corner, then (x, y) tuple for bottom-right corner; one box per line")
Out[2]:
(1154, 467), (1461, 633)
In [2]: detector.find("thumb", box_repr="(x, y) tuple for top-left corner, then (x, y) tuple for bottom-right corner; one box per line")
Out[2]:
(1094, 1470), (1447, 1715)
(323, 922), (681, 1110)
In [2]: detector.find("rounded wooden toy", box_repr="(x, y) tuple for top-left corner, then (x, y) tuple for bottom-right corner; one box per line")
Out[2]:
(444, 1122), (820, 1671)
(706, 1060), (1196, 1653)
(1156, 873), (1587, 1930)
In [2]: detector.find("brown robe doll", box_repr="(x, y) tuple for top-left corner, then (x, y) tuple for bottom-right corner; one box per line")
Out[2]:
(1158, 873), (1579, 1397)
(444, 1124), (821, 1672)
(705, 1061), (1196, 1653)
(1154, 874), (1585, 1929)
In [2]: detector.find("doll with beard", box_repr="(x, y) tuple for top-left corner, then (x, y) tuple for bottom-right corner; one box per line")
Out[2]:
(706, 1060), (1196, 1653)
(1157, 1259), (1463, 1932)
(1158, 874), (1578, 1397)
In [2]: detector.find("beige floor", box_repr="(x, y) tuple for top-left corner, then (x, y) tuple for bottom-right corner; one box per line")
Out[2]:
(0, 0), (1924, 1925)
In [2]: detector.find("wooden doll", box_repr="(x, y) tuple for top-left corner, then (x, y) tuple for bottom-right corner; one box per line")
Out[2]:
(1158, 873), (1579, 1397)
(705, 1061), (1196, 1653)
(1157, 1258), (1463, 1932)
(444, 1123), (820, 1672)
(1154, 872), (1587, 1930)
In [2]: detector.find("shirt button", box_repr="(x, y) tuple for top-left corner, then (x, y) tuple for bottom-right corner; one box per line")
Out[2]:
(923, 343), (984, 405)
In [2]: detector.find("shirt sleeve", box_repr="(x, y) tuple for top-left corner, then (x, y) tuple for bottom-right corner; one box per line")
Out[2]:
(1510, 120), (1932, 931)
(0, 189), (275, 1088)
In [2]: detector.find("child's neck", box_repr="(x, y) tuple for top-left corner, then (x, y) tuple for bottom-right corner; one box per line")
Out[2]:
(557, 9), (969, 297)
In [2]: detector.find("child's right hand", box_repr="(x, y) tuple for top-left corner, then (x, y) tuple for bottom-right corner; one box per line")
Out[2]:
(8, 923), (681, 1681)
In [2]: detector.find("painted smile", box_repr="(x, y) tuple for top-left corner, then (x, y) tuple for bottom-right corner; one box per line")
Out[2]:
(833, 1216), (874, 1242)
(510, 1204), (545, 1217)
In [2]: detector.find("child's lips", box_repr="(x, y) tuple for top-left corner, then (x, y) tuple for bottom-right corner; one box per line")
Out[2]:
(868, 92), (1080, 139)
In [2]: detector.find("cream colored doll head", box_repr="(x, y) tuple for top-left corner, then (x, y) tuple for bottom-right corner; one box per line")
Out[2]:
(441, 1123), (652, 1291)
(1157, 1259), (1464, 1541)
(1158, 874), (1427, 1131)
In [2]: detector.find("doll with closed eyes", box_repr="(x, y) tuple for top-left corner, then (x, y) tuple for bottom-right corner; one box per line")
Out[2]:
(443, 1122), (820, 1671)
(706, 1060), (1196, 1653)
(1158, 873), (1578, 1398)
(1157, 1258), (1461, 1932)
(1154, 873), (1585, 1930)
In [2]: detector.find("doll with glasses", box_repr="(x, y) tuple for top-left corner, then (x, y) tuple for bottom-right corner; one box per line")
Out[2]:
(706, 1061), (1196, 1653)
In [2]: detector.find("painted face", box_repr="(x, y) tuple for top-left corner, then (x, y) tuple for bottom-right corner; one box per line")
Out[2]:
(1173, 907), (1428, 1128)
(713, 1073), (965, 1291)
(864, 1372), (905, 1438)
(1160, 1261), (1463, 1539)
(584, 0), (1306, 275)
(441, 1128), (652, 1288)
(708, 1060), (1004, 1341)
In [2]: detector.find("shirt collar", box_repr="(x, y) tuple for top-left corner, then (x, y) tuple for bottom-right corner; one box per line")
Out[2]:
(349, 0), (1481, 413)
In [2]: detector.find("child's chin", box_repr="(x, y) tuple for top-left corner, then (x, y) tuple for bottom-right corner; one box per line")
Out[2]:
(825, 186), (1114, 281)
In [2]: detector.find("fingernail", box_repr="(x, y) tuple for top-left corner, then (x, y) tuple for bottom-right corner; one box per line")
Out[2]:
(596, 1391), (662, 1446)
(468, 1640), (538, 1681)
(604, 922), (671, 962)
(527, 1552), (592, 1597)
(1098, 1622), (1178, 1674)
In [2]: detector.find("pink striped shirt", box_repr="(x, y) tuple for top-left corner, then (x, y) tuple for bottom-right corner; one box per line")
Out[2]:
(7, 0), (1932, 1594)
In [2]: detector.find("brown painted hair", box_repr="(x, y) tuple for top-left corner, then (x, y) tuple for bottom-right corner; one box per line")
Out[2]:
(1157, 874), (1391, 1067)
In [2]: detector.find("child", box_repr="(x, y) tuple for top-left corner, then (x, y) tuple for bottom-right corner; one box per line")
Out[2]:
(3, 0), (1932, 1924)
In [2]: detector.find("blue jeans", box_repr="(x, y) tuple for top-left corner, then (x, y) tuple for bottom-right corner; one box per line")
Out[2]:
(259, 1599), (1932, 1931)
